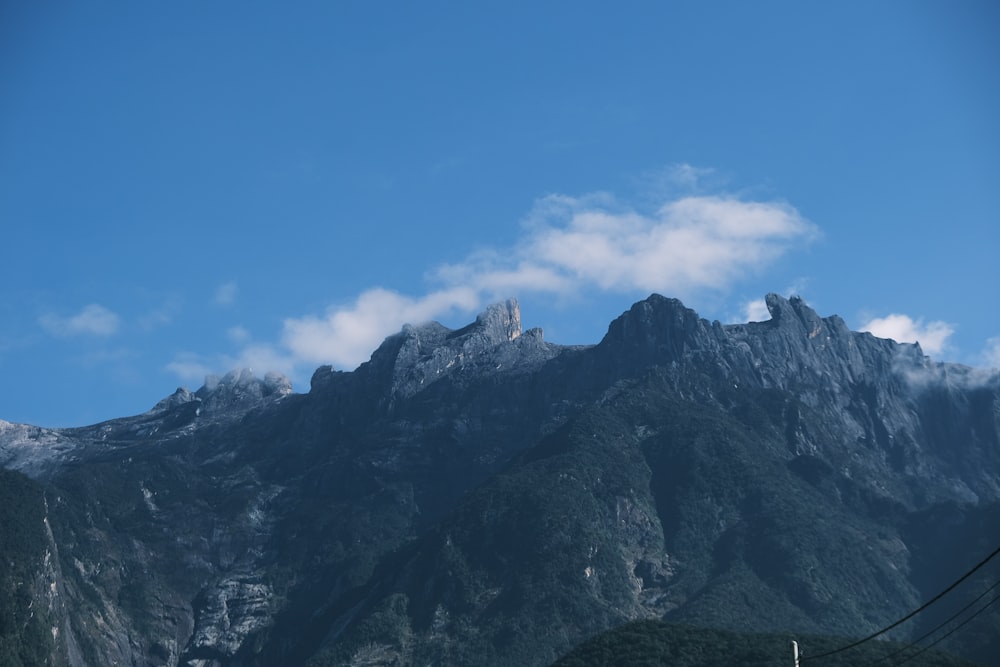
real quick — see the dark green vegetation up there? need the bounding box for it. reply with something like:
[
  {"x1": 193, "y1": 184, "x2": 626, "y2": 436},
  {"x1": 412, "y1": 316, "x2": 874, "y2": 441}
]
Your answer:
[
  {"x1": 0, "y1": 469, "x2": 55, "y2": 666},
  {"x1": 305, "y1": 366, "x2": 1000, "y2": 666},
  {"x1": 2, "y1": 295, "x2": 999, "y2": 666},
  {"x1": 552, "y1": 620, "x2": 980, "y2": 667}
]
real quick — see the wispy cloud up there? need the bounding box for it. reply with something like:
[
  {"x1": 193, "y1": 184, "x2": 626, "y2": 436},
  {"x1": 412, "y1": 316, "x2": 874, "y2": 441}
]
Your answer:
[
  {"x1": 741, "y1": 298, "x2": 771, "y2": 322},
  {"x1": 166, "y1": 343, "x2": 298, "y2": 389},
  {"x1": 214, "y1": 281, "x2": 238, "y2": 306},
  {"x1": 860, "y1": 313, "x2": 954, "y2": 356},
  {"x1": 167, "y1": 166, "x2": 820, "y2": 382},
  {"x1": 736, "y1": 279, "x2": 810, "y2": 323},
  {"x1": 282, "y1": 287, "x2": 480, "y2": 367},
  {"x1": 634, "y1": 164, "x2": 720, "y2": 199},
  {"x1": 982, "y1": 337, "x2": 1000, "y2": 369},
  {"x1": 281, "y1": 189, "x2": 815, "y2": 369},
  {"x1": 435, "y1": 191, "x2": 816, "y2": 299},
  {"x1": 165, "y1": 353, "x2": 214, "y2": 383},
  {"x1": 40, "y1": 304, "x2": 121, "y2": 337},
  {"x1": 225, "y1": 344, "x2": 297, "y2": 379},
  {"x1": 139, "y1": 296, "x2": 181, "y2": 331},
  {"x1": 227, "y1": 325, "x2": 251, "y2": 344}
]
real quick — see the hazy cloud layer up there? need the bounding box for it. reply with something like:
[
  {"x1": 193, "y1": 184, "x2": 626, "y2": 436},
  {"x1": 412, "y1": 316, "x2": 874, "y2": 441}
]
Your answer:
[
  {"x1": 165, "y1": 353, "x2": 213, "y2": 382},
  {"x1": 168, "y1": 177, "x2": 820, "y2": 382},
  {"x1": 983, "y1": 337, "x2": 1000, "y2": 369},
  {"x1": 214, "y1": 281, "x2": 238, "y2": 306},
  {"x1": 139, "y1": 297, "x2": 181, "y2": 331},
  {"x1": 40, "y1": 304, "x2": 121, "y2": 337},
  {"x1": 227, "y1": 326, "x2": 251, "y2": 344},
  {"x1": 860, "y1": 313, "x2": 954, "y2": 356}
]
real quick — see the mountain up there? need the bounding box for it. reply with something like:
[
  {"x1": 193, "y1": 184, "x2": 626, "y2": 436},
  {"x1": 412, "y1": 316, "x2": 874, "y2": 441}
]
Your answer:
[{"x1": 1, "y1": 295, "x2": 998, "y2": 666}]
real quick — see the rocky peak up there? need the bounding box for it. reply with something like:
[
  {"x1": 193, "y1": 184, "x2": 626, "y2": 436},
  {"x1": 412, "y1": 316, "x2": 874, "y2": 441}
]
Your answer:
[
  {"x1": 360, "y1": 299, "x2": 553, "y2": 400},
  {"x1": 592, "y1": 293, "x2": 930, "y2": 403},
  {"x1": 735, "y1": 293, "x2": 908, "y2": 390},
  {"x1": 598, "y1": 294, "x2": 714, "y2": 367},
  {"x1": 469, "y1": 298, "x2": 522, "y2": 344},
  {"x1": 151, "y1": 387, "x2": 197, "y2": 412},
  {"x1": 197, "y1": 368, "x2": 292, "y2": 396},
  {"x1": 763, "y1": 292, "x2": 848, "y2": 337},
  {"x1": 191, "y1": 368, "x2": 292, "y2": 415}
]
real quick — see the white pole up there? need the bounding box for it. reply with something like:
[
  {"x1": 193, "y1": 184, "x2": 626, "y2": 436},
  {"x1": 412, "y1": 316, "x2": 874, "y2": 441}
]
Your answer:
[{"x1": 792, "y1": 640, "x2": 800, "y2": 667}]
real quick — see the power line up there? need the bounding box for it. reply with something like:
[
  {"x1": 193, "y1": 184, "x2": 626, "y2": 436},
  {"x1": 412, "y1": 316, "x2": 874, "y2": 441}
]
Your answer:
[
  {"x1": 799, "y1": 543, "x2": 1000, "y2": 662},
  {"x1": 875, "y1": 577, "x2": 1000, "y2": 665},
  {"x1": 890, "y1": 591, "x2": 1000, "y2": 667}
]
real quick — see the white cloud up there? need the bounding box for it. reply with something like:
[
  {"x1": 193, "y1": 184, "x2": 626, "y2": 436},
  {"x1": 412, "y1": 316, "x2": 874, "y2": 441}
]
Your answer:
[
  {"x1": 281, "y1": 286, "x2": 479, "y2": 368},
  {"x1": 227, "y1": 325, "x2": 251, "y2": 344},
  {"x1": 273, "y1": 191, "x2": 814, "y2": 370},
  {"x1": 663, "y1": 164, "x2": 715, "y2": 191},
  {"x1": 982, "y1": 337, "x2": 1000, "y2": 369},
  {"x1": 139, "y1": 296, "x2": 181, "y2": 331},
  {"x1": 860, "y1": 314, "x2": 954, "y2": 356},
  {"x1": 742, "y1": 298, "x2": 771, "y2": 322},
  {"x1": 167, "y1": 169, "x2": 820, "y2": 380},
  {"x1": 223, "y1": 344, "x2": 297, "y2": 380},
  {"x1": 521, "y1": 194, "x2": 816, "y2": 294},
  {"x1": 436, "y1": 192, "x2": 816, "y2": 300},
  {"x1": 164, "y1": 354, "x2": 214, "y2": 382},
  {"x1": 164, "y1": 288, "x2": 483, "y2": 385},
  {"x1": 40, "y1": 304, "x2": 121, "y2": 337},
  {"x1": 735, "y1": 279, "x2": 810, "y2": 323},
  {"x1": 215, "y1": 281, "x2": 238, "y2": 306}
]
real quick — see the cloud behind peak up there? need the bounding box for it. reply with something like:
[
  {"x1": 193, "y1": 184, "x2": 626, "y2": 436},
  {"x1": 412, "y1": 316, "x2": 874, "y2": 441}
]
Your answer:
[{"x1": 169, "y1": 172, "x2": 820, "y2": 377}]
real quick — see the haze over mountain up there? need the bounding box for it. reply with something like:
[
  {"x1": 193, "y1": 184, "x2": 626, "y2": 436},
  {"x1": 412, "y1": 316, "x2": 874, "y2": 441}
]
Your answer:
[{"x1": 2, "y1": 294, "x2": 998, "y2": 666}]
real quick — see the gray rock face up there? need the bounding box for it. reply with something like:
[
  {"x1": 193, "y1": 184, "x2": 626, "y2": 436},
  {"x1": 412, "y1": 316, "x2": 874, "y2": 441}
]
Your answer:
[
  {"x1": 188, "y1": 575, "x2": 274, "y2": 660},
  {"x1": 0, "y1": 420, "x2": 78, "y2": 477},
  {"x1": 153, "y1": 387, "x2": 197, "y2": 412},
  {"x1": 196, "y1": 368, "x2": 293, "y2": 415},
  {"x1": 359, "y1": 298, "x2": 557, "y2": 400},
  {"x1": 3, "y1": 294, "x2": 999, "y2": 666},
  {"x1": 0, "y1": 370, "x2": 294, "y2": 482},
  {"x1": 596, "y1": 293, "x2": 1000, "y2": 506}
]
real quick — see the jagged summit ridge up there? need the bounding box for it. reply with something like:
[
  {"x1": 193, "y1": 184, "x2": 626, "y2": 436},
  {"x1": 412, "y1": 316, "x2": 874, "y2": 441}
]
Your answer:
[
  {"x1": 153, "y1": 368, "x2": 293, "y2": 416},
  {"x1": 356, "y1": 298, "x2": 554, "y2": 399},
  {"x1": 467, "y1": 298, "x2": 522, "y2": 343},
  {"x1": 598, "y1": 292, "x2": 927, "y2": 388},
  {"x1": 308, "y1": 292, "x2": 949, "y2": 405},
  {"x1": 2, "y1": 292, "x2": 1000, "y2": 666}
]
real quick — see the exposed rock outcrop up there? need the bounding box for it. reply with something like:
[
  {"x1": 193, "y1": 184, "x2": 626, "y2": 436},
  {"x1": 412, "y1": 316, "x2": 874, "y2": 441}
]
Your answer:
[{"x1": 359, "y1": 298, "x2": 557, "y2": 400}]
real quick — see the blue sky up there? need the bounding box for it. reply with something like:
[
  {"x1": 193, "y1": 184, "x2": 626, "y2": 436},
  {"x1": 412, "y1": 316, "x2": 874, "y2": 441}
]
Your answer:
[{"x1": 2, "y1": 1, "x2": 998, "y2": 427}]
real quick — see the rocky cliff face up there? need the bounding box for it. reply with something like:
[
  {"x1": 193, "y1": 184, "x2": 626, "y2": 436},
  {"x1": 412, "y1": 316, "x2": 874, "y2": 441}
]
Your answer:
[
  {"x1": 594, "y1": 294, "x2": 1000, "y2": 506},
  {"x1": 1, "y1": 295, "x2": 998, "y2": 666}
]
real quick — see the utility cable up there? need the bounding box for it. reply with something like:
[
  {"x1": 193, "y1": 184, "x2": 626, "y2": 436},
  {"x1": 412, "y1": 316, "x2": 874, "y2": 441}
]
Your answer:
[
  {"x1": 800, "y1": 543, "x2": 1000, "y2": 662},
  {"x1": 890, "y1": 591, "x2": 1000, "y2": 667},
  {"x1": 875, "y1": 577, "x2": 1000, "y2": 664}
]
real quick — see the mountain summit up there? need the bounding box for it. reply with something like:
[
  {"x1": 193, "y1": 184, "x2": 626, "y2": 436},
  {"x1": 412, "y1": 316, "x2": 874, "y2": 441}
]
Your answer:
[{"x1": 1, "y1": 295, "x2": 998, "y2": 666}]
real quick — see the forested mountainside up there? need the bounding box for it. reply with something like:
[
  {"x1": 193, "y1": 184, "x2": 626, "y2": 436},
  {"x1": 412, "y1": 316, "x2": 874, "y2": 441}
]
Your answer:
[{"x1": 2, "y1": 295, "x2": 998, "y2": 666}]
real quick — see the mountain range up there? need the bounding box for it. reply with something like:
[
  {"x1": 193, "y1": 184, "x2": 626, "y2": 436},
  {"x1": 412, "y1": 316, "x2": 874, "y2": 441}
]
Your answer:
[{"x1": 1, "y1": 294, "x2": 999, "y2": 666}]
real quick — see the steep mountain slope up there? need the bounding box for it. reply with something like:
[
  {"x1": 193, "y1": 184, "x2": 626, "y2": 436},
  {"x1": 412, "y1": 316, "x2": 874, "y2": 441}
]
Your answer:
[
  {"x1": 1, "y1": 295, "x2": 998, "y2": 666},
  {"x1": 0, "y1": 469, "x2": 59, "y2": 666}
]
